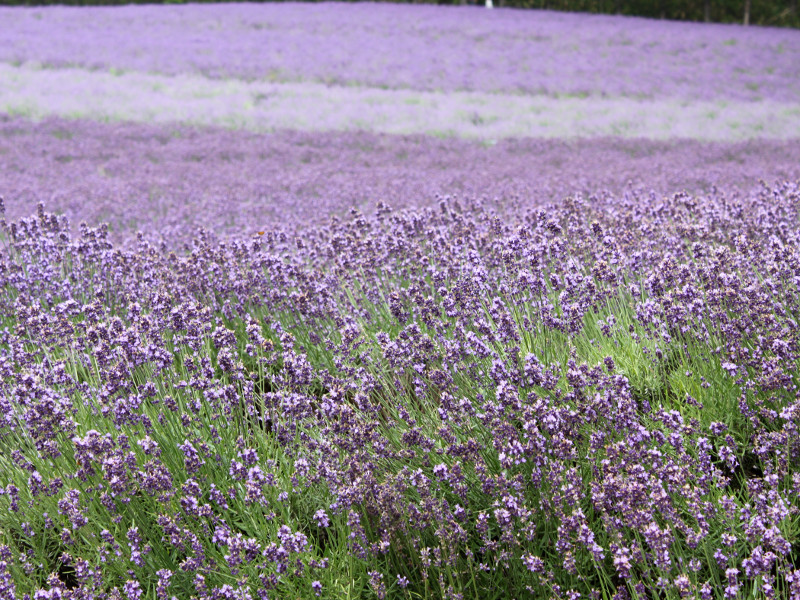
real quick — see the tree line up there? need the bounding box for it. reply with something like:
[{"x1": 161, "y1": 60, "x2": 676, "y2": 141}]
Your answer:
[
  {"x1": 481, "y1": 0, "x2": 798, "y2": 26},
  {"x1": 6, "y1": 0, "x2": 799, "y2": 28}
]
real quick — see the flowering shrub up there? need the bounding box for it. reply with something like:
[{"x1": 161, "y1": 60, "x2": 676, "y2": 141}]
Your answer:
[{"x1": 0, "y1": 184, "x2": 798, "y2": 598}]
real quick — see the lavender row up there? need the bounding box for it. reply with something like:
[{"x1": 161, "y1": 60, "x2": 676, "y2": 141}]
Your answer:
[
  {"x1": 3, "y1": 116, "x2": 800, "y2": 248},
  {"x1": 0, "y1": 175, "x2": 799, "y2": 598},
  {"x1": 2, "y1": 3, "x2": 798, "y2": 102},
  {"x1": 5, "y1": 64, "x2": 798, "y2": 142}
]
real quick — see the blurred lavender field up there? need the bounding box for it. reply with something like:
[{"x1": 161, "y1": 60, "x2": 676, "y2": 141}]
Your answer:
[
  {"x1": 2, "y1": 3, "x2": 800, "y2": 148},
  {"x1": 3, "y1": 117, "x2": 800, "y2": 245},
  {"x1": 2, "y1": 3, "x2": 799, "y2": 101},
  {"x1": 4, "y1": 63, "x2": 800, "y2": 140},
  {"x1": 0, "y1": 2, "x2": 798, "y2": 244}
]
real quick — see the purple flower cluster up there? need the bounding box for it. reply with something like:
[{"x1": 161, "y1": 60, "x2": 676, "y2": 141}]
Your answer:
[
  {"x1": 0, "y1": 181, "x2": 798, "y2": 597},
  {"x1": 1, "y1": 3, "x2": 798, "y2": 101}
]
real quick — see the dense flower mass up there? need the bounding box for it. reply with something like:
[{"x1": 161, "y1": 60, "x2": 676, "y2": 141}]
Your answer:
[
  {"x1": 3, "y1": 116, "x2": 800, "y2": 248},
  {"x1": 0, "y1": 183, "x2": 799, "y2": 598},
  {"x1": 2, "y1": 3, "x2": 800, "y2": 598},
  {"x1": 2, "y1": 4, "x2": 799, "y2": 143},
  {"x1": 1, "y1": 3, "x2": 798, "y2": 102}
]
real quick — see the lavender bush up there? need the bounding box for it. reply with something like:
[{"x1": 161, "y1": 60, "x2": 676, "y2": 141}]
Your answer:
[{"x1": 0, "y1": 181, "x2": 799, "y2": 598}]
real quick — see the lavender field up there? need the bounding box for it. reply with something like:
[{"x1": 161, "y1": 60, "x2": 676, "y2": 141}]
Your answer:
[
  {"x1": 3, "y1": 3, "x2": 800, "y2": 100},
  {"x1": 1, "y1": 3, "x2": 800, "y2": 600}
]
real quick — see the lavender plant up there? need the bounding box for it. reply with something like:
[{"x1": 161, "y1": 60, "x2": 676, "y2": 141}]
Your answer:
[{"x1": 0, "y1": 184, "x2": 798, "y2": 599}]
